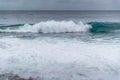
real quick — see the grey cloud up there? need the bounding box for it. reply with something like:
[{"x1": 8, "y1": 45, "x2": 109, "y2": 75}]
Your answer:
[{"x1": 0, "y1": 0, "x2": 119, "y2": 10}]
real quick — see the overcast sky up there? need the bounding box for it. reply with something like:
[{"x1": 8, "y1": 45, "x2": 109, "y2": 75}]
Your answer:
[{"x1": 0, "y1": 0, "x2": 119, "y2": 10}]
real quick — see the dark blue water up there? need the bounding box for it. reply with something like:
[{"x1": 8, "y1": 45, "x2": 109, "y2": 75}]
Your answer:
[{"x1": 0, "y1": 11, "x2": 120, "y2": 24}]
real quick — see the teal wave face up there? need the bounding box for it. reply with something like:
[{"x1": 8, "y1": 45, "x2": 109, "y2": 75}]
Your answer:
[
  {"x1": 0, "y1": 24, "x2": 24, "y2": 30},
  {"x1": 88, "y1": 22, "x2": 120, "y2": 33}
]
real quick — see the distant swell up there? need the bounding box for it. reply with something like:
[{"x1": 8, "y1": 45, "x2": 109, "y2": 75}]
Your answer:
[{"x1": 0, "y1": 21, "x2": 120, "y2": 33}]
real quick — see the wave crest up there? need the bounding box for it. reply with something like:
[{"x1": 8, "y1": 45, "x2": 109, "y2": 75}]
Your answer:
[{"x1": 32, "y1": 20, "x2": 91, "y2": 33}]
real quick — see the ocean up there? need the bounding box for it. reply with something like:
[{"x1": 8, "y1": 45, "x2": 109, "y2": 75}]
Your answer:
[{"x1": 0, "y1": 11, "x2": 120, "y2": 80}]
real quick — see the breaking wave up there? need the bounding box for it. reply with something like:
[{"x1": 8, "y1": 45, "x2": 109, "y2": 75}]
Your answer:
[
  {"x1": 0, "y1": 20, "x2": 91, "y2": 33},
  {"x1": 0, "y1": 21, "x2": 120, "y2": 33}
]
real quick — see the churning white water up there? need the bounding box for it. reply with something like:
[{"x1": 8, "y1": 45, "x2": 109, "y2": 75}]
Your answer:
[{"x1": 0, "y1": 37, "x2": 120, "y2": 80}]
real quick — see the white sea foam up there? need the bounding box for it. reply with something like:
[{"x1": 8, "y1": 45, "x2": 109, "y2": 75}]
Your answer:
[
  {"x1": 0, "y1": 20, "x2": 91, "y2": 33},
  {"x1": 0, "y1": 37, "x2": 120, "y2": 80}
]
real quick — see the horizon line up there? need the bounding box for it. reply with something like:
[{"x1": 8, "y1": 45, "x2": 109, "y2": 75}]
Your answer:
[{"x1": 0, "y1": 10, "x2": 120, "y2": 11}]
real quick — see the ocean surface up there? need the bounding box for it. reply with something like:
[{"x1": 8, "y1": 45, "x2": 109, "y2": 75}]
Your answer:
[{"x1": 0, "y1": 11, "x2": 120, "y2": 80}]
